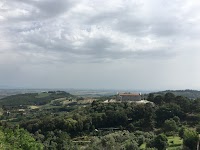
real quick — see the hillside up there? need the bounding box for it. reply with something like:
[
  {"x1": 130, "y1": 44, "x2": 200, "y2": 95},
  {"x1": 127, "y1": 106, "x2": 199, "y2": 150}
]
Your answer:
[
  {"x1": 153, "y1": 89, "x2": 200, "y2": 99},
  {"x1": 1, "y1": 90, "x2": 200, "y2": 149},
  {"x1": 0, "y1": 91, "x2": 74, "y2": 106}
]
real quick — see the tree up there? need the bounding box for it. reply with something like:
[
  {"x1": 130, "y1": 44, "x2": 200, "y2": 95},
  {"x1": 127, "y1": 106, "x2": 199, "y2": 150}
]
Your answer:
[
  {"x1": 179, "y1": 126, "x2": 185, "y2": 138},
  {"x1": 143, "y1": 103, "x2": 155, "y2": 130},
  {"x1": 172, "y1": 116, "x2": 180, "y2": 126},
  {"x1": 155, "y1": 103, "x2": 184, "y2": 126},
  {"x1": 164, "y1": 92, "x2": 175, "y2": 103},
  {"x1": 101, "y1": 135, "x2": 116, "y2": 150},
  {"x1": 147, "y1": 134, "x2": 168, "y2": 150},
  {"x1": 163, "y1": 119, "x2": 178, "y2": 134},
  {"x1": 1, "y1": 126, "x2": 44, "y2": 150},
  {"x1": 196, "y1": 124, "x2": 200, "y2": 134},
  {"x1": 147, "y1": 93, "x2": 154, "y2": 102},
  {"x1": 127, "y1": 123, "x2": 135, "y2": 132},
  {"x1": 153, "y1": 95, "x2": 164, "y2": 105},
  {"x1": 125, "y1": 141, "x2": 139, "y2": 150},
  {"x1": 174, "y1": 96, "x2": 190, "y2": 112},
  {"x1": 191, "y1": 99, "x2": 200, "y2": 113},
  {"x1": 183, "y1": 128, "x2": 199, "y2": 150}
]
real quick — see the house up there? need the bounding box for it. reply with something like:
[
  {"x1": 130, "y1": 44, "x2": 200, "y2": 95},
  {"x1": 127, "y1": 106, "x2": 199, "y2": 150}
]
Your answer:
[{"x1": 116, "y1": 92, "x2": 141, "y2": 101}]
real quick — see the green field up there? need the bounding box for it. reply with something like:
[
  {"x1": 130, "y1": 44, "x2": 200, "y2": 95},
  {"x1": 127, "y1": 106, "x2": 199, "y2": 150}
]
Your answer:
[
  {"x1": 140, "y1": 143, "x2": 146, "y2": 149},
  {"x1": 167, "y1": 136, "x2": 183, "y2": 149}
]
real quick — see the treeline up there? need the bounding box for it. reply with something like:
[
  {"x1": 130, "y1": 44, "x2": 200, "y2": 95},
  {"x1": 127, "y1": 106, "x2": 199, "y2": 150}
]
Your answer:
[
  {"x1": 153, "y1": 89, "x2": 200, "y2": 99},
  {"x1": 148, "y1": 92, "x2": 200, "y2": 114}
]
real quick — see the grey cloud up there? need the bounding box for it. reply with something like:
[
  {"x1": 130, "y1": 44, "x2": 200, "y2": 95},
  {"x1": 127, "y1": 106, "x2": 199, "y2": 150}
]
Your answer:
[
  {"x1": 1, "y1": 0, "x2": 200, "y2": 89},
  {"x1": 16, "y1": 25, "x2": 177, "y2": 64},
  {"x1": 0, "y1": 0, "x2": 199, "y2": 63},
  {"x1": 35, "y1": 0, "x2": 73, "y2": 16},
  {"x1": 84, "y1": 0, "x2": 184, "y2": 38},
  {"x1": 5, "y1": 0, "x2": 77, "y2": 21}
]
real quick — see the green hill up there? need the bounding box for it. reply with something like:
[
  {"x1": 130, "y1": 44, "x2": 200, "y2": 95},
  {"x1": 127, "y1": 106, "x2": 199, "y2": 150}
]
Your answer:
[
  {"x1": 153, "y1": 89, "x2": 200, "y2": 99},
  {"x1": 0, "y1": 91, "x2": 74, "y2": 106}
]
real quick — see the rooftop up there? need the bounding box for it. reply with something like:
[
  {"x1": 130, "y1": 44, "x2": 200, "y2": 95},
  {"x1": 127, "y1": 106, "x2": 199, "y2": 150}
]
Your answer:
[{"x1": 118, "y1": 93, "x2": 140, "y2": 96}]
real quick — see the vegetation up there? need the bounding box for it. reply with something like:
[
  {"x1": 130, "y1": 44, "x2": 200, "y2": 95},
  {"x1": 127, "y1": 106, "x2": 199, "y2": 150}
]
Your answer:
[
  {"x1": 153, "y1": 89, "x2": 200, "y2": 99},
  {"x1": 0, "y1": 90, "x2": 200, "y2": 149},
  {"x1": 183, "y1": 128, "x2": 199, "y2": 150},
  {"x1": 147, "y1": 134, "x2": 168, "y2": 150},
  {"x1": 0, "y1": 126, "x2": 43, "y2": 149},
  {"x1": 167, "y1": 136, "x2": 182, "y2": 149},
  {"x1": 0, "y1": 91, "x2": 73, "y2": 106}
]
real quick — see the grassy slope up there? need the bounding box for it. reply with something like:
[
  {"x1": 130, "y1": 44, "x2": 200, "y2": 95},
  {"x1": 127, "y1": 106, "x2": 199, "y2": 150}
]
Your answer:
[{"x1": 167, "y1": 136, "x2": 183, "y2": 149}]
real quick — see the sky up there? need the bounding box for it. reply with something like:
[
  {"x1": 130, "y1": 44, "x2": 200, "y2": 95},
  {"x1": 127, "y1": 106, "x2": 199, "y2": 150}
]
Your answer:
[{"x1": 0, "y1": 0, "x2": 200, "y2": 90}]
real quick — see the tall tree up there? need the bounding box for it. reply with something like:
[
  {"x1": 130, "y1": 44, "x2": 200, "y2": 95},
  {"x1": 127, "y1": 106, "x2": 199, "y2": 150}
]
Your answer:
[
  {"x1": 164, "y1": 92, "x2": 175, "y2": 103},
  {"x1": 183, "y1": 128, "x2": 199, "y2": 150},
  {"x1": 147, "y1": 93, "x2": 154, "y2": 102},
  {"x1": 153, "y1": 95, "x2": 164, "y2": 105},
  {"x1": 163, "y1": 119, "x2": 178, "y2": 133},
  {"x1": 147, "y1": 134, "x2": 168, "y2": 150}
]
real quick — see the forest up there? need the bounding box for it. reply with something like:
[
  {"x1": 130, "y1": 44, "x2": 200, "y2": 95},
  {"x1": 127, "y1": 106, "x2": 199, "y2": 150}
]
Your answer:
[{"x1": 0, "y1": 90, "x2": 200, "y2": 150}]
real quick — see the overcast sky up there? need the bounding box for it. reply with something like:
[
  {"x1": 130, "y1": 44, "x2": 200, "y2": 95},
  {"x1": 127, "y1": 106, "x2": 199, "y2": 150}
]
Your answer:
[{"x1": 0, "y1": 0, "x2": 200, "y2": 90}]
